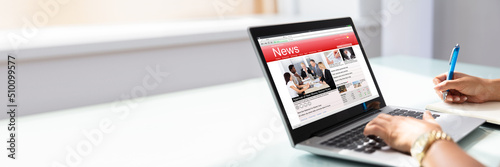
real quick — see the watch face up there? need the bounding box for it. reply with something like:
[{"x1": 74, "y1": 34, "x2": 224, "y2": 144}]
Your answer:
[{"x1": 411, "y1": 132, "x2": 430, "y2": 157}]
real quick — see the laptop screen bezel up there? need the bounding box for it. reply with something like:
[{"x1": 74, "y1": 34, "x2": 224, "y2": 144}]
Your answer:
[{"x1": 248, "y1": 17, "x2": 386, "y2": 145}]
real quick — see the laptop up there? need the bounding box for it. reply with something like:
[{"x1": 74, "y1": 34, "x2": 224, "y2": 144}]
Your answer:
[{"x1": 247, "y1": 17, "x2": 485, "y2": 166}]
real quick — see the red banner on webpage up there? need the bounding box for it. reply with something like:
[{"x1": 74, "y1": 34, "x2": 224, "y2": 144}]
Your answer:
[{"x1": 261, "y1": 32, "x2": 358, "y2": 62}]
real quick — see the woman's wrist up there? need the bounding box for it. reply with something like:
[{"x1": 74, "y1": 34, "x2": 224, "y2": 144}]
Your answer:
[
  {"x1": 485, "y1": 79, "x2": 500, "y2": 101},
  {"x1": 422, "y1": 139, "x2": 484, "y2": 167},
  {"x1": 421, "y1": 139, "x2": 455, "y2": 166}
]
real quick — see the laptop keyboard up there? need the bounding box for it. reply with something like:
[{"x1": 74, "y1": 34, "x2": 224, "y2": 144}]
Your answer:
[
  {"x1": 320, "y1": 108, "x2": 440, "y2": 153},
  {"x1": 388, "y1": 108, "x2": 440, "y2": 119}
]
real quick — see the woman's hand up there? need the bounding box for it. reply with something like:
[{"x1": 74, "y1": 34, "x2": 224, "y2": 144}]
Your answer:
[
  {"x1": 363, "y1": 111, "x2": 442, "y2": 152},
  {"x1": 433, "y1": 72, "x2": 495, "y2": 103}
]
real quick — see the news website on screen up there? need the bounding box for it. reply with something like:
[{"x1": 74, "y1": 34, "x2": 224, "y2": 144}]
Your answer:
[{"x1": 258, "y1": 26, "x2": 379, "y2": 129}]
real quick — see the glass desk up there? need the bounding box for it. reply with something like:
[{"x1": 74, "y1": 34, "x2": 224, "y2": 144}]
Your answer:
[{"x1": 0, "y1": 56, "x2": 499, "y2": 167}]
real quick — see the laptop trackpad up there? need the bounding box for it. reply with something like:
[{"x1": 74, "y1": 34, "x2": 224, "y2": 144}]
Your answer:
[{"x1": 436, "y1": 113, "x2": 485, "y2": 141}]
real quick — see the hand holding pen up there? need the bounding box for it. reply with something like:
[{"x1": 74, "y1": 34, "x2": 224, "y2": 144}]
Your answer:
[
  {"x1": 432, "y1": 72, "x2": 496, "y2": 103},
  {"x1": 431, "y1": 44, "x2": 500, "y2": 104}
]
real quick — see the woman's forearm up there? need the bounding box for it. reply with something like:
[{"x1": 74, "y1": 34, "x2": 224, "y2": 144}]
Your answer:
[{"x1": 422, "y1": 140, "x2": 483, "y2": 167}]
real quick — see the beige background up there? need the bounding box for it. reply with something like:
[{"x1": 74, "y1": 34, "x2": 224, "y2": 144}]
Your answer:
[{"x1": 1, "y1": 0, "x2": 276, "y2": 29}]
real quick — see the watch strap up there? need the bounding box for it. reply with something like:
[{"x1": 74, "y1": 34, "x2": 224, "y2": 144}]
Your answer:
[{"x1": 415, "y1": 130, "x2": 453, "y2": 165}]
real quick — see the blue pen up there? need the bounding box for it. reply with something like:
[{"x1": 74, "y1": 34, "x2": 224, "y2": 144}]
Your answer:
[{"x1": 443, "y1": 44, "x2": 460, "y2": 101}]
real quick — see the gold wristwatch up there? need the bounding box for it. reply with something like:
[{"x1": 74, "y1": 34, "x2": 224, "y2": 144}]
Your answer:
[{"x1": 410, "y1": 130, "x2": 453, "y2": 165}]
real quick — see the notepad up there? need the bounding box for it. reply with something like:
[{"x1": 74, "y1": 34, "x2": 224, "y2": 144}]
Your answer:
[{"x1": 426, "y1": 102, "x2": 500, "y2": 125}]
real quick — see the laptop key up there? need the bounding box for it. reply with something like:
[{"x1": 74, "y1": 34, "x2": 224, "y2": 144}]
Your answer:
[
  {"x1": 356, "y1": 134, "x2": 365, "y2": 140},
  {"x1": 374, "y1": 136, "x2": 384, "y2": 143},
  {"x1": 354, "y1": 140, "x2": 364, "y2": 145},
  {"x1": 347, "y1": 144, "x2": 357, "y2": 150},
  {"x1": 354, "y1": 145, "x2": 365, "y2": 152},
  {"x1": 367, "y1": 135, "x2": 377, "y2": 139},
  {"x1": 364, "y1": 147, "x2": 376, "y2": 153}
]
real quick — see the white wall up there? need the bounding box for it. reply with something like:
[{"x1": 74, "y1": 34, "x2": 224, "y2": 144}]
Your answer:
[
  {"x1": 433, "y1": 0, "x2": 500, "y2": 67},
  {"x1": 295, "y1": 0, "x2": 382, "y2": 58},
  {"x1": 380, "y1": 0, "x2": 500, "y2": 67},
  {"x1": 381, "y1": 0, "x2": 434, "y2": 58},
  {"x1": 0, "y1": 37, "x2": 263, "y2": 119},
  {"x1": 296, "y1": 0, "x2": 360, "y2": 19}
]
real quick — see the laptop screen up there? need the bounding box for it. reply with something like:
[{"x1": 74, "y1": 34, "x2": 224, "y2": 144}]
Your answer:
[{"x1": 257, "y1": 25, "x2": 379, "y2": 129}]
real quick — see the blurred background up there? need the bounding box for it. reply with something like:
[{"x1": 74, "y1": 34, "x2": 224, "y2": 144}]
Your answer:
[{"x1": 0, "y1": 0, "x2": 499, "y2": 118}]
